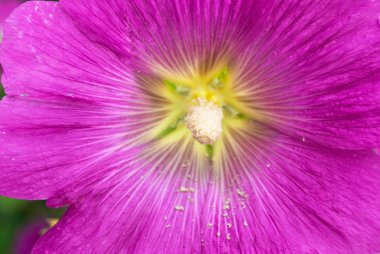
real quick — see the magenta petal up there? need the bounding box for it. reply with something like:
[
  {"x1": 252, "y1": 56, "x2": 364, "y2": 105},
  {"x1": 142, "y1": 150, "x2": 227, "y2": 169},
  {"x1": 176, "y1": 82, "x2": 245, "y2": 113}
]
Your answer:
[
  {"x1": 0, "y1": 0, "x2": 379, "y2": 253},
  {"x1": 31, "y1": 147, "x2": 380, "y2": 253},
  {"x1": 0, "y1": 96, "x2": 99, "y2": 199},
  {"x1": 34, "y1": 171, "x2": 205, "y2": 253},
  {"x1": 0, "y1": 1, "x2": 140, "y2": 199},
  {"x1": 230, "y1": 0, "x2": 380, "y2": 150},
  {"x1": 1, "y1": 1, "x2": 134, "y2": 99},
  {"x1": 0, "y1": 91, "x2": 146, "y2": 200},
  {"x1": 226, "y1": 130, "x2": 380, "y2": 253},
  {"x1": 0, "y1": 0, "x2": 20, "y2": 37}
]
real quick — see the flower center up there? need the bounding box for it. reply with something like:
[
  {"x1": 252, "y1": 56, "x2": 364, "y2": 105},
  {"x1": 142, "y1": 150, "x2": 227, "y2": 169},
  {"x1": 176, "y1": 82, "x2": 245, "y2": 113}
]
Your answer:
[
  {"x1": 185, "y1": 98, "x2": 223, "y2": 145},
  {"x1": 146, "y1": 65, "x2": 254, "y2": 160}
]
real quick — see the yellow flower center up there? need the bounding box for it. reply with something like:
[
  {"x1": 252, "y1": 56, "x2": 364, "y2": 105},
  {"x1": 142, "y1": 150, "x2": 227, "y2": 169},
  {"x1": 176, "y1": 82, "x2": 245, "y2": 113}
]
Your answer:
[{"x1": 146, "y1": 65, "x2": 254, "y2": 161}]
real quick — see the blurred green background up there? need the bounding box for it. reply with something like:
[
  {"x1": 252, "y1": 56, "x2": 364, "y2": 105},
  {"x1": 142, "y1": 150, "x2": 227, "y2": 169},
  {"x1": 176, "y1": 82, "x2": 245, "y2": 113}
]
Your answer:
[
  {"x1": 0, "y1": 197, "x2": 65, "y2": 254},
  {"x1": 0, "y1": 84, "x2": 65, "y2": 254}
]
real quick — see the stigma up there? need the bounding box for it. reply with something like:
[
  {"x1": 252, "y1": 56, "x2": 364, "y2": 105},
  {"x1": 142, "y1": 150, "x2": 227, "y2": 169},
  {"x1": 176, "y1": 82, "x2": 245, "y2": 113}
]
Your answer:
[{"x1": 185, "y1": 98, "x2": 223, "y2": 145}]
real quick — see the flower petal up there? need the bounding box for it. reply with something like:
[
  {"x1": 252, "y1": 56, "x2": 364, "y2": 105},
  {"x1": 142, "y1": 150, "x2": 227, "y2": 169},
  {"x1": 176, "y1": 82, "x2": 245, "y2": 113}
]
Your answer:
[
  {"x1": 220, "y1": 125, "x2": 380, "y2": 253},
  {"x1": 31, "y1": 136, "x2": 380, "y2": 253},
  {"x1": 0, "y1": 0, "x2": 20, "y2": 37},
  {"x1": 1, "y1": 1, "x2": 134, "y2": 99},
  {"x1": 0, "y1": 1, "x2": 147, "y2": 199},
  {"x1": 34, "y1": 142, "x2": 207, "y2": 253},
  {"x1": 1, "y1": 1, "x2": 379, "y2": 253},
  {"x1": 231, "y1": 0, "x2": 380, "y2": 149},
  {"x1": 0, "y1": 95, "x2": 122, "y2": 199}
]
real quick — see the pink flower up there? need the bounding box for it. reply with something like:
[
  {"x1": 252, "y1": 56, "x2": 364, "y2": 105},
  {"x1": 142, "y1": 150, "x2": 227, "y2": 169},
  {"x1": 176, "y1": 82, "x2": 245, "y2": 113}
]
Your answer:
[{"x1": 0, "y1": 1, "x2": 380, "y2": 253}]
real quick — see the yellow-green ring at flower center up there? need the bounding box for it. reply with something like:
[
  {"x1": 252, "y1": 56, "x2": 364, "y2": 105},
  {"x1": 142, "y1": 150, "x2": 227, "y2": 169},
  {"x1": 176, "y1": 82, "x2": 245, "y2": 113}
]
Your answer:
[{"x1": 148, "y1": 66, "x2": 252, "y2": 161}]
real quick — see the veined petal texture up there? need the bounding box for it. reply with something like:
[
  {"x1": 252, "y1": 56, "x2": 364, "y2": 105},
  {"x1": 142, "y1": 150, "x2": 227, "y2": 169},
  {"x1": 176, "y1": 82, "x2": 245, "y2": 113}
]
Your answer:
[{"x1": 0, "y1": 0, "x2": 379, "y2": 253}]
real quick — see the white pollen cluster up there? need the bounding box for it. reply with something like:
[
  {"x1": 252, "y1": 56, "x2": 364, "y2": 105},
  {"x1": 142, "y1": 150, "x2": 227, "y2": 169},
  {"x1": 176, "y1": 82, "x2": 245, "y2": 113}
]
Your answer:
[{"x1": 185, "y1": 98, "x2": 223, "y2": 145}]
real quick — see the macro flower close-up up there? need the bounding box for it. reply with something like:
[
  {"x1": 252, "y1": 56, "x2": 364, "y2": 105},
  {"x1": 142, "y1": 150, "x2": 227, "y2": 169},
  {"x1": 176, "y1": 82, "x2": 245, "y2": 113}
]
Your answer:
[{"x1": 0, "y1": 0, "x2": 380, "y2": 253}]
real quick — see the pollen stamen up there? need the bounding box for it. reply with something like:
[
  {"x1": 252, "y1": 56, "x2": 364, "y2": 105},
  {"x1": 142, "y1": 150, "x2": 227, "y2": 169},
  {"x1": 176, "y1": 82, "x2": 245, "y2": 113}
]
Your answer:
[{"x1": 185, "y1": 98, "x2": 223, "y2": 145}]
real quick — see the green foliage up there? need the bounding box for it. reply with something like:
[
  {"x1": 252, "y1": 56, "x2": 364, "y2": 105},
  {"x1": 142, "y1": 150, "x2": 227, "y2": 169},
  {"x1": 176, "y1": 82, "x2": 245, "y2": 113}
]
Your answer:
[
  {"x1": 0, "y1": 197, "x2": 65, "y2": 254},
  {"x1": 0, "y1": 82, "x2": 4, "y2": 99}
]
